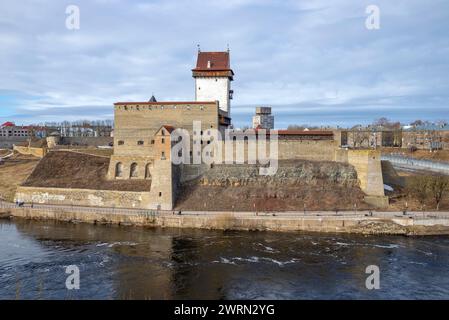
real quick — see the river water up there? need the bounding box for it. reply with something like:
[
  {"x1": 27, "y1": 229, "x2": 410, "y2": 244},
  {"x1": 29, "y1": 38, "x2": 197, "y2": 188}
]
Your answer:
[{"x1": 1, "y1": 219, "x2": 449, "y2": 300}]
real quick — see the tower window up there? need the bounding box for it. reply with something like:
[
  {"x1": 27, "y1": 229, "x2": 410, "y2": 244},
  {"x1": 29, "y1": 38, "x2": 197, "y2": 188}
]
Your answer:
[
  {"x1": 137, "y1": 140, "x2": 144, "y2": 145},
  {"x1": 118, "y1": 140, "x2": 124, "y2": 145},
  {"x1": 161, "y1": 138, "x2": 165, "y2": 144}
]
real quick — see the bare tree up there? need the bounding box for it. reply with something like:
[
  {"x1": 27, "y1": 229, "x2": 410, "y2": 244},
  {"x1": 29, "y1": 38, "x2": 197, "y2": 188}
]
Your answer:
[
  {"x1": 406, "y1": 176, "x2": 430, "y2": 210},
  {"x1": 427, "y1": 175, "x2": 449, "y2": 210}
]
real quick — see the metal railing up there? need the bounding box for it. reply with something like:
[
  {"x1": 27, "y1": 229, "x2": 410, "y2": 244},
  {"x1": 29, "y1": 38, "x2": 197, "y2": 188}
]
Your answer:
[{"x1": 382, "y1": 154, "x2": 449, "y2": 174}]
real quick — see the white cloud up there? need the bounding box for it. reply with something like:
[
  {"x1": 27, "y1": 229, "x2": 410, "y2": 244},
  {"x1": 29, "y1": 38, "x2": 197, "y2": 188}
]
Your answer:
[{"x1": 0, "y1": 0, "x2": 448, "y2": 126}]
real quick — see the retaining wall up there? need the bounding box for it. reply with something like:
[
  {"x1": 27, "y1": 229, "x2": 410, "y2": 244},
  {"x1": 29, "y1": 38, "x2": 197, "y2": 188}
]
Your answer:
[{"x1": 5, "y1": 207, "x2": 449, "y2": 235}]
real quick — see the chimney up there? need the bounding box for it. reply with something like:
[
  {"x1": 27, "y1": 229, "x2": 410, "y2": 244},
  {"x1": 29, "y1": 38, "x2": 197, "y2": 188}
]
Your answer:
[{"x1": 207, "y1": 60, "x2": 211, "y2": 69}]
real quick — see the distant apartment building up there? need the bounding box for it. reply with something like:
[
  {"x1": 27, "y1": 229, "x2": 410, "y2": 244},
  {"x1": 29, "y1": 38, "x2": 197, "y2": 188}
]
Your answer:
[
  {"x1": 59, "y1": 124, "x2": 113, "y2": 137},
  {"x1": 340, "y1": 127, "x2": 402, "y2": 149},
  {"x1": 0, "y1": 122, "x2": 31, "y2": 137},
  {"x1": 0, "y1": 122, "x2": 54, "y2": 138},
  {"x1": 252, "y1": 107, "x2": 274, "y2": 129},
  {"x1": 402, "y1": 124, "x2": 449, "y2": 150}
]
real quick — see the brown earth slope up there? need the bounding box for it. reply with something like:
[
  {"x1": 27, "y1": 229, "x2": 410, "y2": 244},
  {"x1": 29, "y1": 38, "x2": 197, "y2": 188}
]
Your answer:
[{"x1": 23, "y1": 151, "x2": 151, "y2": 192}]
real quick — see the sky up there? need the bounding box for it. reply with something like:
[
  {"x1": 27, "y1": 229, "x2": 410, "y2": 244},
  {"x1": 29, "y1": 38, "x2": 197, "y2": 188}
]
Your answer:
[{"x1": 0, "y1": 0, "x2": 448, "y2": 129}]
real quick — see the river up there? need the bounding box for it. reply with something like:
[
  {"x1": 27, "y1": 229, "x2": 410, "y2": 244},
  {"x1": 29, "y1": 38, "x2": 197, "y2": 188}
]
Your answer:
[{"x1": 1, "y1": 219, "x2": 449, "y2": 299}]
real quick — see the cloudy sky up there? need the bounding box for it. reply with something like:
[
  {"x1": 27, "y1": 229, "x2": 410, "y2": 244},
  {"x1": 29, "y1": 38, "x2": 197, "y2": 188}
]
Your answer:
[{"x1": 0, "y1": 0, "x2": 448, "y2": 128}]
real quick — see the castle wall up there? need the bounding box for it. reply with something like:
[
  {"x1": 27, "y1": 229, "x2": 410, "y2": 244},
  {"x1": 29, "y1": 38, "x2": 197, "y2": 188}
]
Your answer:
[
  {"x1": 344, "y1": 150, "x2": 385, "y2": 197},
  {"x1": 209, "y1": 138, "x2": 338, "y2": 163},
  {"x1": 113, "y1": 102, "x2": 220, "y2": 157}
]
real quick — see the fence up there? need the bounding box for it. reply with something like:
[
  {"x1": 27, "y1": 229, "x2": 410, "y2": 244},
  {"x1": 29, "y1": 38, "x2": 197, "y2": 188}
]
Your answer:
[{"x1": 381, "y1": 154, "x2": 449, "y2": 174}]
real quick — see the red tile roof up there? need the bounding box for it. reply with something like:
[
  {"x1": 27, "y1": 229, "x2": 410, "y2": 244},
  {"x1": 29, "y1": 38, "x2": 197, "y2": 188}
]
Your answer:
[
  {"x1": 1, "y1": 122, "x2": 15, "y2": 127},
  {"x1": 160, "y1": 125, "x2": 175, "y2": 133},
  {"x1": 192, "y1": 51, "x2": 232, "y2": 71}
]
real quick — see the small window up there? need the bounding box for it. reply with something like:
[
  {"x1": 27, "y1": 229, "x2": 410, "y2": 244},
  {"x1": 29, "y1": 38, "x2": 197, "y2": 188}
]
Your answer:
[
  {"x1": 137, "y1": 140, "x2": 144, "y2": 145},
  {"x1": 151, "y1": 140, "x2": 155, "y2": 144},
  {"x1": 161, "y1": 151, "x2": 165, "y2": 159},
  {"x1": 159, "y1": 192, "x2": 162, "y2": 197},
  {"x1": 118, "y1": 140, "x2": 124, "y2": 145},
  {"x1": 161, "y1": 138, "x2": 165, "y2": 144}
]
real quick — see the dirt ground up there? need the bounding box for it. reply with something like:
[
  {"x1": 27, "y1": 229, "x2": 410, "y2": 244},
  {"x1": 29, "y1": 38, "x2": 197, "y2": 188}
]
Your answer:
[
  {"x1": 0, "y1": 149, "x2": 12, "y2": 157},
  {"x1": 0, "y1": 153, "x2": 40, "y2": 202},
  {"x1": 381, "y1": 147, "x2": 449, "y2": 162}
]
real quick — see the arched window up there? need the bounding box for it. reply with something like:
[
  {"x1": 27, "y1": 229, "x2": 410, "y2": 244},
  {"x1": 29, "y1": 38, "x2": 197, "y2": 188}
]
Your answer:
[
  {"x1": 145, "y1": 163, "x2": 151, "y2": 179},
  {"x1": 130, "y1": 163, "x2": 138, "y2": 178},
  {"x1": 115, "y1": 162, "x2": 123, "y2": 178}
]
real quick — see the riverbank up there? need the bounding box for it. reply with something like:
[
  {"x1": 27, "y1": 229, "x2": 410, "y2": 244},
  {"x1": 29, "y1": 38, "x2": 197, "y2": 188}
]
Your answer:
[{"x1": 2, "y1": 203, "x2": 449, "y2": 235}]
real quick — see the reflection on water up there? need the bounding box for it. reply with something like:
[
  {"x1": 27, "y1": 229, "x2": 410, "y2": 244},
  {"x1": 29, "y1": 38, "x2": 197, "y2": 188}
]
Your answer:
[{"x1": 1, "y1": 219, "x2": 449, "y2": 299}]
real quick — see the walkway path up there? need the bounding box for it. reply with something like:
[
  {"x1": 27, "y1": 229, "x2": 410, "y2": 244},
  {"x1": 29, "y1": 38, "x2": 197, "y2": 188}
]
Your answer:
[{"x1": 1, "y1": 200, "x2": 448, "y2": 221}]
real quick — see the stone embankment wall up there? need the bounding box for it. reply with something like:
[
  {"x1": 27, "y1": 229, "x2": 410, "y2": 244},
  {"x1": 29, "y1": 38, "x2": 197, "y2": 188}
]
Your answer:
[
  {"x1": 15, "y1": 186, "x2": 152, "y2": 209},
  {"x1": 4, "y1": 207, "x2": 449, "y2": 236}
]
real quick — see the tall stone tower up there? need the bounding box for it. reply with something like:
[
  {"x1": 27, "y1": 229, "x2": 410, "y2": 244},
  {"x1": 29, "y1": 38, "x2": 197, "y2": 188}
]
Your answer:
[{"x1": 192, "y1": 50, "x2": 234, "y2": 116}]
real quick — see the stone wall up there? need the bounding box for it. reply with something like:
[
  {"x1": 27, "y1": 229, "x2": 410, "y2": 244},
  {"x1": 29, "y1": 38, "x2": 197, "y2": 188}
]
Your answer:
[
  {"x1": 13, "y1": 145, "x2": 47, "y2": 158},
  {"x1": 8, "y1": 207, "x2": 449, "y2": 235},
  {"x1": 0, "y1": 137, "x2": 27, "y2": 149},
  {"x1": 60, "y1": 137, "x2": 113, "y2": 147},
  {"x1": 341, "y1": 149, "x2": 388, "y2": 207},
  {"x1": 15, "y1": 186, "x2": 152, "y2": 209},
  {"x1": 113, "y1": 102, "x2": 220, "y2": 157}
]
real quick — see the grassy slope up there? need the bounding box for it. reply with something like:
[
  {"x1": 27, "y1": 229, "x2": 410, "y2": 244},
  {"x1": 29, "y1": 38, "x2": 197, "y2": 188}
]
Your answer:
[{"x1": 0, "y1": 154, "x2": 40, "y2": 202}]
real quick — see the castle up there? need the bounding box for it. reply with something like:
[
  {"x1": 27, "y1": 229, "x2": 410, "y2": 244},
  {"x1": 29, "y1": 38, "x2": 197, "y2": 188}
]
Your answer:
[
  {"x1": 16, "y1": 49, "x2": 388, "y2": 209},
  {"x1": 105, "y1": 49, "x2": 387, "y2": 209}
]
